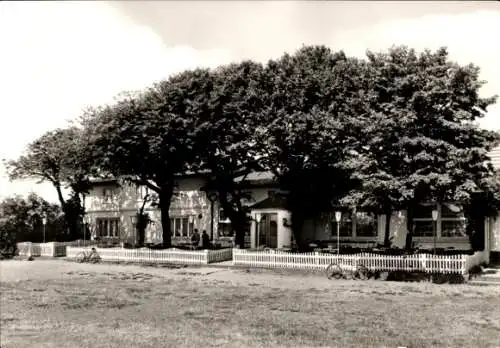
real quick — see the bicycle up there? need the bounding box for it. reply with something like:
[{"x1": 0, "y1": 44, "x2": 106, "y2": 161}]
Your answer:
[
  {"x1": 326, "y1": 257, "x2": 370, "y2": 280},
  {"x1": 76, "y1": 248, "x2": 101, "y2": 263}
]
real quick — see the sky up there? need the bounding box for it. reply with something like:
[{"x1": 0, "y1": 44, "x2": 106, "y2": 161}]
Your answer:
[{"x1": 0, "y1": 1, "x2": 499, "y2": 204}]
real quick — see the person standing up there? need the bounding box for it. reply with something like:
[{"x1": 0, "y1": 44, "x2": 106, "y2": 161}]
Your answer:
[
  {"x1": 201, "y1": 230, "x2": 210, "y2": 249},
  {"x1": 191, "y1": 229, "x2": 200, "y2": 250}
]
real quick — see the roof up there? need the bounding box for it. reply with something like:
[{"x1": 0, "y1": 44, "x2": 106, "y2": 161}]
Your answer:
[
  {"x1": 233, "y1": 171, "x2": 276, "y2": 186},
  {"x1": 250, "y1": 193, "x2": 288, "y2": 210}
]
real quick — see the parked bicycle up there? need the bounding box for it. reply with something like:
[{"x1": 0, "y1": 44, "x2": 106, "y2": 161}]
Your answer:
[
  {"x1": 326, "y1": 258, "x2": 370, "y2": 280},
  {"x1": 76, "y1": 248, "x2": 101, "y2": 263}
]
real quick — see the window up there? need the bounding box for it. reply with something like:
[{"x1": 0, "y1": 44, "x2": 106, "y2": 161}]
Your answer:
[
  {"x1": 355, "y1": 211, "x2": 378, "y2": 237},
  {"x1": 338, "y1": 211, "x2": 353, "y2": 237},
  {"x1": 170, "y1": 216, "x2": 195, "y2": 237},
  {"x1": 219, "y1": 209, "x2": 232, "y2": 237},
  {"x1": 102, "y1": 188, "x2": 115, "y2": 203},
  {"x1": 331, "y1": 210, "x2": 377, "y2": 238},
  {"x1": 219, "y1": 209, "x2": 229, "y2": 222},
  {"x1": 218, "y1": 210, "x2": 252, "y2": 238},
  {"x1": 96, "y1": 218, "x2": 120, "y2": 238},
  {"x1": 412, "y1": 203, "x2": 467, "y2": 238}
]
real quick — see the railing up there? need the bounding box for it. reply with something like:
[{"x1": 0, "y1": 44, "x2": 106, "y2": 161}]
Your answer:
[
  {"x1": 66, "y1": 247, "x2": 233, "y2": 265},
  {"x1": 232, "y1": 249, "x2": 486, "y2": 276}
]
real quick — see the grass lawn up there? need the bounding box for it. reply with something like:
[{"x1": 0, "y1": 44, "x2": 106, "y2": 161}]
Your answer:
[{"x1": 1, "y1": 260, "x2": 499, "y2": 348}]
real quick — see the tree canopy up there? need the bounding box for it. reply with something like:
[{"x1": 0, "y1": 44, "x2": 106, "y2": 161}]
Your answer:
[
  {"x1": 0, "y1": 193, "x2": 66, "y2": 255},
  {"x1": 8, "y1": 44, "x2": 498, "y2": 251},
  {"x1": 340, "y1": 46, "x2": 499, "y2": 247},
  {"x1": 5, "y1": 127, "x2": 91, "y2": 238}
]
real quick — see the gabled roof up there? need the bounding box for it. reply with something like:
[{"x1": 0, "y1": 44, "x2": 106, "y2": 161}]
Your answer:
[{"x1": 250, "y1": 193, "x2": 288, "y2": 210}]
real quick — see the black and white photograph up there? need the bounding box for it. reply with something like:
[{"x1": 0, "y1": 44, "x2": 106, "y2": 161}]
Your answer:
[{"x1": 1, "y1": 1, "x2": 499, "y2": 347}]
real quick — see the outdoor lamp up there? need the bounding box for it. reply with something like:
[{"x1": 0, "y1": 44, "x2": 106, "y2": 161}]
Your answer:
[
  {"x1": 334, "y1": 211, "x2": 342, "y2": 256},
  {"x1": 41, "y1": 214, "x2": 47, "y2": 243},
  {"x1": 432, "y1": 208, "x2": 438, "y2": 255},
  {"x1": 432, "y1": 209, "x2": 438, "y2": 221},
  {"x1": 207, "y1": 192, "x2": 218, "y2": 203},
  {"x1": 207, "y1": 191, "x2": 218, "y2": 241},
  {"x1": 254, "y1": 213, "x2": 262, "y2": 248},
  {"x1": 255, "y1": 213, "x2": 262, "y2": 223},
  {"x1": 335, "y1": 211, "x2": 342, "y2": 222},
  {"x1": 129, "y1": 215, "x2": 137, "y2": 226}
]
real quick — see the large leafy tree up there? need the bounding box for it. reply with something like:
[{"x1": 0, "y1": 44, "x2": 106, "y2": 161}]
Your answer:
[
  {"x1": 5, "y1": 127, "x2": 91, "y2": 238},
  {"x1": 260, "y1": 46, "x2": 369, "y2": 249},
  {"x1": 188, "y1": 61, "x2": 269, "y2": 248},
  {"x1": 342, "y1": 46, "x2": 499, "y2": 248},
  {"x1": 84, "y1": 72, "x2": 206, "y2": 248}
]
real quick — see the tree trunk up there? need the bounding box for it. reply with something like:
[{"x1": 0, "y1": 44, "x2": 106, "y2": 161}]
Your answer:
[
  {"x1": 291, "y1": 210, "x2": 306, "y2": 251},
  {"x1": 136, "y1": 213, "x2": 148, "y2": 247},
  {"x1": 55, "y1": 184, "x2": 66, "y2": 208},
  {"x1": 158, "y1": 185, "x2": 174, "y2": 248},
  {"x1": 232, "y1": 212, "x2": 246, "y2": 248},
  {"x1": 405, "y1": 203, "x2": 414, "y2": 251},
  {"x1": 466, "y1": 203, "x2": 485, "y2": 251},
  {"x1": 55, "y1": 184, "x2": 73, "y2": 237},
  {"x1": 136, "y1": 195, "x2": 150, "y2": 247},
  {"x1": 217, "y1": 189, "x2": 247, "y2": 248},
  {"x1": 383, "y1": 209, "x2": 391, "y2": 247}
]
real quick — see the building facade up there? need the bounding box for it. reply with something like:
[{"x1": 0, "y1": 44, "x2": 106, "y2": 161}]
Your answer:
[{"x1": 83, "y1": 147, "x2": 500, "y2": 258}]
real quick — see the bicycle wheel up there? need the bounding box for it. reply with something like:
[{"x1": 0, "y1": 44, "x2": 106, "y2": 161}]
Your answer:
[
  {"x1": 326, "y1": 263, "x2": 343, "y2": 280},
  {"x1": 76, "y1": 252, "x2": 87, "y2": 263},
  {"x1": 89, "y1": 254, "x2": 101, "y2": 263},
  {"x1": 356, "y1": 264, "x2": 370, "y2": 280}
]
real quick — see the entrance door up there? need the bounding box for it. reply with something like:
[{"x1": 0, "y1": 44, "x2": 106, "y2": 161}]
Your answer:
[{"x1": 258, "y1": 213, "x2": 278, "y2": 248}]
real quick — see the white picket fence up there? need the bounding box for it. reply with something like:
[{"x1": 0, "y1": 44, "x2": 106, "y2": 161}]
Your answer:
[
  {"x1": 232, "y1": 249, "x2": 487, "y2": 276},
  {"x1": 17, "y1": 242, "x2": 67, "y2": 257},
  {"x1": 66, "y1": 247, "x2": 233, "y2": 265},
  {"x1": 55, "y1": 240, "x2": 99, "y2": 247}
]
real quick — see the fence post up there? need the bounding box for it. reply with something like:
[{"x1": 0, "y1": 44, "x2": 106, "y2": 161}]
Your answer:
[
  {"x1": 315, "y1": 252, "x2": 320, "y2": 268},
  {"x1": 205, "y1": 249, "x2": 210, "y2": 264},
  {"x1": 461, "y1": 254, "x2": 469, "y2": 279},
  {"x1": 420, "y1": 254, "x2": 426, "y2": 273}
]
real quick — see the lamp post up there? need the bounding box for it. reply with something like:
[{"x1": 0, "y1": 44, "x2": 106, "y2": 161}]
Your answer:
[
  {"x1": 207, "y1": 192, "x2": 218, "y2": 241},
  {"x1": 432, "y1": 208, "x2": 439, "y2": 255},
  {"x1": 41, "y1": 214, "x2": 47, "y2": 243},
  {"x1": 255, "y1": 213, "x2": 262, "y2": 248},
  {"x1": 335, "y1": 211, "x2": 342, "y2": 256}
]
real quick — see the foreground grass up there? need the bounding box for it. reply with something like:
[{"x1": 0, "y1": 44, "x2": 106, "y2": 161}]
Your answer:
[{"x1": 1, "y1": 260, "x2": 499, "y2": 348}]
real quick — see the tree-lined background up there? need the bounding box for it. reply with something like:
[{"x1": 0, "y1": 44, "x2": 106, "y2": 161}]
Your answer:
[{"x1": 2, "y1": 45, "x2": 499, "y2": 252}]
